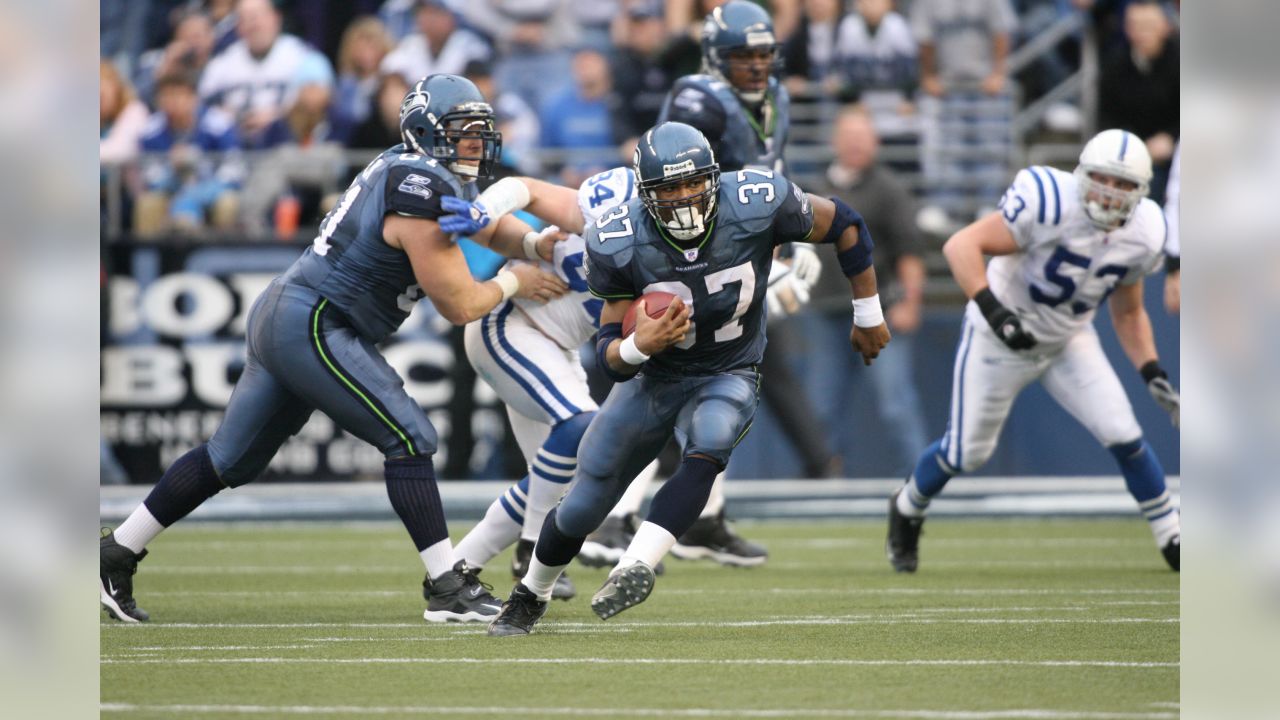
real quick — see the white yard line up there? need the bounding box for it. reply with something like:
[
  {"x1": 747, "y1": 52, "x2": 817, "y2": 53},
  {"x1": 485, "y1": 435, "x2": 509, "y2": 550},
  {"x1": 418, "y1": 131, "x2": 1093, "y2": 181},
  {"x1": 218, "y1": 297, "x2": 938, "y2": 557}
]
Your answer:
[
  {"x1": 99, "y1": 657, "x2": 1177, "y2": 669},
  {"x1": 99, "y1": 703, "x2": 1178, "y2": 719}
]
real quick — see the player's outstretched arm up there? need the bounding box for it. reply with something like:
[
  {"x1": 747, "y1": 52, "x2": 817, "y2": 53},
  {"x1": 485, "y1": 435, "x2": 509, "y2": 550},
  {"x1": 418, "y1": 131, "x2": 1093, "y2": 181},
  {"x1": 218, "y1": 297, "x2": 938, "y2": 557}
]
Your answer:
[
  {"x1": 807, "y1": 194, "x2": 891, "y2": 365},
  {"x1": 440, "y1": 176, "x2": 586, "y2": 256},
  {"x1": 1110, "y1": 280, "x2": 1180, "y2": 426},
  {"x1": 384, "y1": 214, "x2": 567, "y2": 324}
]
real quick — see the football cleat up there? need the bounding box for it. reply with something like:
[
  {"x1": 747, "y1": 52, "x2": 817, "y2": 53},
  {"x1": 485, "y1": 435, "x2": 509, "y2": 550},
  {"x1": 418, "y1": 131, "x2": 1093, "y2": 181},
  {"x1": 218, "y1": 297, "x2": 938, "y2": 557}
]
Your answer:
[
  {"x1": 886, "y1": 488, "x2": 925, "y2": 573},
  {"x1": 487, "y1": 583, "x2": 548, "y2": 636},
  {"x1": 591, "y1": 562, "x2": 656, "y2": 620},
  {"x1": 1161, "y1": 534, "x2": 1180, "y2": 572},
  {"x1": 578, "y1": 514, "x2": 632, "y2": 568},
  {"x1": 670, "y1": 510, "x2": 767, "y2": 567},
  {"x1": 100, "y1": 530, "x2": 150, "y2": 623},
  {"x1": 423, "y1": 560, "x2": 502, "y2": 623},
  {"x1": 512, "y1": 539, "x2": 576, "y2": 601}
]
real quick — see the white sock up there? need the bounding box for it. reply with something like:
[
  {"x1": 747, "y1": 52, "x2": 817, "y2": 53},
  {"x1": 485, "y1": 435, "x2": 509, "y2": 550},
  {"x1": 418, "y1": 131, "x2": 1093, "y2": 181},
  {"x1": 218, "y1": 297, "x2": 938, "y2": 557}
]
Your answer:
[
  {"x1": 522, "y1": 555, "x2": 567, "y2": 601},
  {"x1": 1142, "y1": 496, "x2": 1180, "y2": 548},
  {"x1": 897, "y1": 477, "x2": 930, "y2": 518},
  {"x1": 420, "y1": 538, "x2": 456, "y2": 580},
  {"x1": 453, "y1": 494, "x2": 522, "y2": 569},
  {"x1": 113, "y1": 505, "x2": 165, "y2": 554},
  {"x1": 616, "y1": 521, "x2": 677, "y2": 571},
  {"x1": 523, "y1": 450, "x2": 575, "y2": 542},
  {"x1": 610, "y1": 459, "x2": 659, "y2": 518},
  {"x1": 699, "y1": 472, "x2": 726, "y2": 519}
]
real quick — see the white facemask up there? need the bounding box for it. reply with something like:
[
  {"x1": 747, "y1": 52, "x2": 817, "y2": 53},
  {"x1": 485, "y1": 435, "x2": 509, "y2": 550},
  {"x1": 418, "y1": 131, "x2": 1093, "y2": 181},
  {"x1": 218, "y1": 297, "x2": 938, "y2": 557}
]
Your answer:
[{"x1": 664, "y1": 204, "x2": 708, "y2": 241}]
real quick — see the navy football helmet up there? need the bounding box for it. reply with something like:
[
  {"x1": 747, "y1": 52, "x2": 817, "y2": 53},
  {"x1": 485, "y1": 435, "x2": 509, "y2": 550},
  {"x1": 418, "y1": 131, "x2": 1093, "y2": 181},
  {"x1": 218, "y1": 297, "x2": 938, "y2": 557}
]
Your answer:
[
  {"x1": 701, "y1": 0, "x2": 780, "y2": 104},
  {"x1": 400, "y1": 74, "x2": 502, "y2": 179},
  {"x1": 634, "y1": 122, "x2": 721, "y2": 242}
]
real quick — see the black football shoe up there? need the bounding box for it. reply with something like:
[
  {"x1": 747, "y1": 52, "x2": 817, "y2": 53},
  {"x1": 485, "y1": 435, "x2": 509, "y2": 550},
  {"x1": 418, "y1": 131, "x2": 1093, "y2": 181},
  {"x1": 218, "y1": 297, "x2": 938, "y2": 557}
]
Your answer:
[
  {"x1": 100, "y1": 530, "x2": 149, "y2": 623},
  {"x1": 886, "y1": 488, "x2": 925, "y2": 573},
  {"x1": 423, "y1": 561, "x2": 502, "y2": 623},
  {"x1": 512, "y1": 539, "x2": 576, "y2": 601},
  {"x1": 487, "y1": 583, "x2": 549, "y2": 637},
  {"x1": 591, "y1": 562, "x2": 656, "y2": 620},
  {"x1": 1161, "y1": 535, "x2": 1180, "y2": 572},
  {"x1": 670, "y1": 510, "x2": 768, "y2": 567}
]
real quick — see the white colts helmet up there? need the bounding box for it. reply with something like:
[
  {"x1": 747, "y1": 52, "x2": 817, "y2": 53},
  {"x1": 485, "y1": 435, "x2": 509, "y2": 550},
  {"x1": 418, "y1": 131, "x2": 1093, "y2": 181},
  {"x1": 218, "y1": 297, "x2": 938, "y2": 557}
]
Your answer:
[{"x1": 1074, "y1": 129, "x2": 1152, "y2": 229}]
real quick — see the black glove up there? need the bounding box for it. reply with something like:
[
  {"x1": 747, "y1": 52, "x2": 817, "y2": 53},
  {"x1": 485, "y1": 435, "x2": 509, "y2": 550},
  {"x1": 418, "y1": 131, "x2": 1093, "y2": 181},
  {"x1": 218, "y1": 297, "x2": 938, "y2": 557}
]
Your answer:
[
  {"x1": 975, "y1": 288, "x2": 1037, "y2": 350},
  {"x1": 1141, "y1": 361, "x2": 1180, "y2": 427}
]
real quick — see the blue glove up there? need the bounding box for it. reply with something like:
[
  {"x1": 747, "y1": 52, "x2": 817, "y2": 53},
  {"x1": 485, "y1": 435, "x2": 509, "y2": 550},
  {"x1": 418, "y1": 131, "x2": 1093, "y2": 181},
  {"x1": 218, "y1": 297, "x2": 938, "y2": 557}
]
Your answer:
[{"x1": 439, "y1": 196, "x2": 491, "y2": 235}]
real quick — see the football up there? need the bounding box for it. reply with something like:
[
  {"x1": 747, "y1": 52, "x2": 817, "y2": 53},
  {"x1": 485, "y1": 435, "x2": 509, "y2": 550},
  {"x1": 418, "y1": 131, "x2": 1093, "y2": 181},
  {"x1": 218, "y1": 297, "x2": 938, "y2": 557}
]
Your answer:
[{"x1": 621, "y1": 291, "x2": 679, "y2": 337}]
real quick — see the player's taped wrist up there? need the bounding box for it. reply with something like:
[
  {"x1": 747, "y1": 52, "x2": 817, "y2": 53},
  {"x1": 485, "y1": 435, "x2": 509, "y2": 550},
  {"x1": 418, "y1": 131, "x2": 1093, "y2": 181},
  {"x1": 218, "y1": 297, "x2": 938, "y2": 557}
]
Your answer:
[
  {"x1": 851, "y1": 294, "x2": 884, "y2": 328},
  {"x1": 493, "y1": 269, "x2": 520, "y2": 302},
  {"x1": 973, "y1": 287, "x2": 1005, "y2": 322},
  {"x1": 1139, "y1": 360, "x2": 1168, "y2": 384},
  {"x1": 619, "y1": 334, "x2": 651, "y2": 365},
  {"x1": 476, "y1": 176, "x2": 531, "y2": 219},
  {"x1": 521, "y1": 230, "x2": 545, "y2": 260}
]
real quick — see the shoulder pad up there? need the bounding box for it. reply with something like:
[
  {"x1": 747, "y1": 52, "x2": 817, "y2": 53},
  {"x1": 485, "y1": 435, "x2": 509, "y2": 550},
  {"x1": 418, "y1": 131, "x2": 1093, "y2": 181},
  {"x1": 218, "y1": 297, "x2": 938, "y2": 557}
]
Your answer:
[
  {"x1": 1125, "y1": 199, "x2": 1168, "y2": 253},
  {"x1": 585, "y1": 199, "x2": 645, "y2": 260},
  {"x1": 577, "y1": 167, "x2": 637, "y2": 226},
  {"x1": 717, "y1": 169, "x2": 790, "y2": 225}
]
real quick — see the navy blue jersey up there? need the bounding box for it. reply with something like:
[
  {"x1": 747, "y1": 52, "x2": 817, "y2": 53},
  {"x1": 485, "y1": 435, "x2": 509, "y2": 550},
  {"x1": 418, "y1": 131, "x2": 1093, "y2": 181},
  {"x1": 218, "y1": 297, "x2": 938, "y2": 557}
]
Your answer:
[
  {"x1": 658, "y1": 75, "x2": 790, "y2": 173},
  {"x1": 281, "y1": 144, "x2": 476, "y2": 343},
  {"x1": 585, "y1": 169, "x2": 813, "y2": 378}
]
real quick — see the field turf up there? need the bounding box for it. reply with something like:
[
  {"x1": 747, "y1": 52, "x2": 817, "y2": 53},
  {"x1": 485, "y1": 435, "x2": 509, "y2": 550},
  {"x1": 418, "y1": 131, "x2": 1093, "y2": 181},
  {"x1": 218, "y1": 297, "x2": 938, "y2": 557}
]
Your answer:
[{"x1": 100, "y1": 518, "x2": 1179, "y2": 719}]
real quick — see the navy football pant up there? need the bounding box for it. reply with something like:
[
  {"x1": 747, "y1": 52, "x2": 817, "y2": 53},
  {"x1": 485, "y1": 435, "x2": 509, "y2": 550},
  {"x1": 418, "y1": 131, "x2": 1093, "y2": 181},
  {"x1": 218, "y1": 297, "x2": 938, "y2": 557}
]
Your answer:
[
  {"x1": 554, "y1": 369, "x2": 760, "y2": 538},
  {"x1": 207, "y1": 280, "x2": 437, "y2": 486}
]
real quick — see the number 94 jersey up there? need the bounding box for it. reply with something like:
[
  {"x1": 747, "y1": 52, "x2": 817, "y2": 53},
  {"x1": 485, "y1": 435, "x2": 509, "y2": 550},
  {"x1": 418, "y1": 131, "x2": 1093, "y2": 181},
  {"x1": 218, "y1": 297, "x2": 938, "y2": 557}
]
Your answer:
[
  {"x1": 584, "y1": 169, "x2": 815, "y2": 378},
  {"x1": 506, "y1": 167, "x2": 638, "y2": 349},
  {"x1": 985, "y1": 165, "x2": 1167, "y2": 350}
]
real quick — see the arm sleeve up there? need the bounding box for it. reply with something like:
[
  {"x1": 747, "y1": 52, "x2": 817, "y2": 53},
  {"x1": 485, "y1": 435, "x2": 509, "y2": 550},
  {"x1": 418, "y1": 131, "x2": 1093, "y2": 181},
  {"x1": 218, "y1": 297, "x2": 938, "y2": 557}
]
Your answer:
[
  {"x1": 773, "y1": 179, "x2": 817, "y2": 245},
  {"x1": 384, "y1": 164, "x2": 457, "y2": 220},
  {"x1": 998, "y1": 167, "x2": 1058, "y2": 250},
  {"x1": 584, "y1": 233, "x2": 637, "y2": 300}
]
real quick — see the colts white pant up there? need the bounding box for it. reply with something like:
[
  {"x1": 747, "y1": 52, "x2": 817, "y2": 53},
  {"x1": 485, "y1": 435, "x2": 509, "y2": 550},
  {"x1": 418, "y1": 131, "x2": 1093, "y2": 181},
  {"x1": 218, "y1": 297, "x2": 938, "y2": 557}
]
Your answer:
[
  {"x1": 940, "y1": 309, "x2": 1142, "y2": 474},
  {"x1": 463, "y1": 302, "x2": 598, "y2": 462}
]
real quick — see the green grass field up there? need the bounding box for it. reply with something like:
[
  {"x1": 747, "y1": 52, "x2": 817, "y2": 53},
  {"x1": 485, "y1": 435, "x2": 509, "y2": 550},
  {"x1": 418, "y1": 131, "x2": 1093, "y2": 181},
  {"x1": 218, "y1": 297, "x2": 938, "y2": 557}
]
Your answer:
[{"x1": 100, "y1": 518, "x2": 1179, "y2": 719}]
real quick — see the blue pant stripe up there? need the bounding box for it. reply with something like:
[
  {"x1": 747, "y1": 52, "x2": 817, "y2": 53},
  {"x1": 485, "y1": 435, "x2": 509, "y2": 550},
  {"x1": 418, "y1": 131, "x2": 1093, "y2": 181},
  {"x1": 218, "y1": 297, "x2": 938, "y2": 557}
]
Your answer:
[
  {"x1": 480, "y1": 308, "x2": 564, "y2": 420},
  {"x1": 499, "y1": 495, "x2": 524, "y2": 524},
  {"x1": 494, "y1": 304, "x2": 582, "y2": 420}
]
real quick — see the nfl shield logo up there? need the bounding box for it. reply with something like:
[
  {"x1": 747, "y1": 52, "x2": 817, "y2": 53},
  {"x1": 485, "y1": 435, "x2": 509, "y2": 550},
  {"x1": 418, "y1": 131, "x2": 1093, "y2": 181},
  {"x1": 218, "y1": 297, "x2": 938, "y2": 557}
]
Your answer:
[{"x1": 683, "y1": 248, "x2": 699, "y2": 262}]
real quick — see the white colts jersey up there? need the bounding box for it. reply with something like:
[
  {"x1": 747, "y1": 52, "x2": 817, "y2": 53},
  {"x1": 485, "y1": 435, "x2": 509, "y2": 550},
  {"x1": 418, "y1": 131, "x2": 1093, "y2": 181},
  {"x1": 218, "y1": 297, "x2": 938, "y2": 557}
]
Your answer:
[
  {"x1": 507, "y1": 167, "x2": 637, "y2": 349},
  {"x1": 980, "y1": 166, "x2": 1166, "y2": 350}
]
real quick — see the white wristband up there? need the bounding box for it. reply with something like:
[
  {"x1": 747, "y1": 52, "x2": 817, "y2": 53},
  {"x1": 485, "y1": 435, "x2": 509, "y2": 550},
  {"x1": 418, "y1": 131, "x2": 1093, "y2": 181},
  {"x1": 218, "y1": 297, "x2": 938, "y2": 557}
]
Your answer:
[
  {"x1": 475, "y1": 176, "x2": 531, "y2": 219},
  {"x1": 619, "y1": 334, "x2": 651, "y2": 366},
  {"x1": 852, "y1": 294, "x2": 884, "y2": 328},
  {"x1": 522, "y1": 231, "x2": 543, "y2": 260},
  {"x1": 493, "y1": 269, "x2": 520, "y2": 302}
]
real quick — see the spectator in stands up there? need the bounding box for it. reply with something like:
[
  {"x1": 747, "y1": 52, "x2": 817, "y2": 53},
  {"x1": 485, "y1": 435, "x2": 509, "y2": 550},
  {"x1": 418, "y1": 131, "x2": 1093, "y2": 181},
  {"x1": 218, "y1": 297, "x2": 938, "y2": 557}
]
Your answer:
[
  {"x1": 198, "y1": 0, "x2": 335, "y2": 149},
  {"x1": 910, "y1": 0, "x2": 1017, "y2": 224},
  {"x1": 347, "y1": 73, "x2": 411, "y2": 150},
  {"x1": 100, "y1": 59, "x2": 150, "y2": 167},
  {"x1": 833, "y1": 0, "x2": 919, "y2": 142},
  {"x1": 334, "y1": 17, "x2": 394, "y2": 126},
  {"x1": 133, "y1": 8, "x2": 218, "y2": 106},
  {"x1": 805, "y1": 107, "x2": 929, "y2": 474},
  {"x1": 464, "y1": 61, "x2": 542, "y2": 176},
  {"x1": 207, "y1": 0, "x2": 241, "y2": 55},
  {"x1": 239, "y1": 65, "x2": 350, "y2": 237},
  {"x1": 782, "y1": 0, "x2": 845, "y2": 98},
  {"x1": 454, "y1": 0, "x2": 581, "y2": 113},
  {"x1": 575, "y1": 0, "x2": 622, "y2": 51},
  {"x1": 538, "y1": 47, "x2": 617, "y2": 187},
  {"x1": 660, "y1": 0, "x2": 727, "y2": 80},
  {"x1": 1099, "y1": 0, "x2": 1178, "y2": 202},
  {"x1": 380, "y1": 0, "x2": 492, "y2": 87},
  {"x1": 608, "y1": 0, "x2": 673, "y2": 151},
  {"x1": 134, "y1": 73, "x2": 243, "y2": 237}
]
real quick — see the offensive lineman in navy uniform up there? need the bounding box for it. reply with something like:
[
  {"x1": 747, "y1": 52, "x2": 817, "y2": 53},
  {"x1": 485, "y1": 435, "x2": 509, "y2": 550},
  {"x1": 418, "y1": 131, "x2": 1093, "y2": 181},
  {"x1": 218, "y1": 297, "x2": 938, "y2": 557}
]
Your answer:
[
  {"x1": 488, "y1": 122, "x2": 892, "y2": 636},
  {"x1": 100, "y1": 75, "x2": 570, "y2": 624}
]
